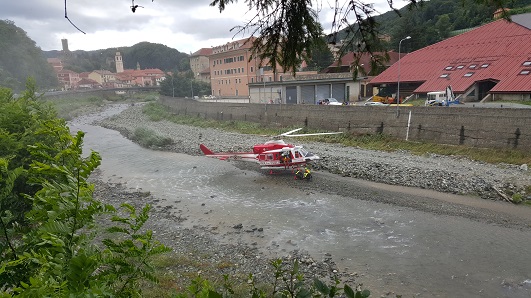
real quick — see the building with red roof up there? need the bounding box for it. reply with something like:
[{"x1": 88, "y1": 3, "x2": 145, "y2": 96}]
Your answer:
[
  {"x1": 370, "y1": 13, "x2": 531, "y2": 102},
  {"x1": 56, "y1": 69, "x2": 80, "y2": 90},
  {"x1": 190, "y1": 48, "x2": 213, "y2": 82}
]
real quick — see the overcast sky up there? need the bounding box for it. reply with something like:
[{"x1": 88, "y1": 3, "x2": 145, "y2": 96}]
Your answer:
[{"x1": 1, "y1": 0, "x2": 406, "y2": 54}]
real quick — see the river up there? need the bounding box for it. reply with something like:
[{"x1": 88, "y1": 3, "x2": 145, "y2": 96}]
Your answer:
[{"x1": 69, "y1": 105, "x2": 531, "y2": 298}]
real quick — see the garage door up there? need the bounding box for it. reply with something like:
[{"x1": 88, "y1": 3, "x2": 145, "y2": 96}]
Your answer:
[
  {"x1": 316, "y1": 85, "x2": 330, "y2": 101},
  {"x1": 301, "y1": 85, "x2": 315, "y2": 104},
  {"x1": 285, "y1": 86, "x2": 297, "y2": 104},
  {"x1": 332, "y1": 83, "x2": 345, "y2": 101}
]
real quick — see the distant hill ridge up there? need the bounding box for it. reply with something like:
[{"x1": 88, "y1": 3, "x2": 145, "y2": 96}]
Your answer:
[{"x1": 43, "y1": 42, "x2": 190, "y2": 74}]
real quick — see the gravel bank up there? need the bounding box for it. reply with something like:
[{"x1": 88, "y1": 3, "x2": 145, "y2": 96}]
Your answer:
[
  {"x1": 90, "y1": 173, "x2": 355, "y2": 293},
  {"x1": 97, "y1": 103, "x2": 531, "y2": 203},
  {"x1": 85, "y1": 102, "x2": 531, "y2": 295}
]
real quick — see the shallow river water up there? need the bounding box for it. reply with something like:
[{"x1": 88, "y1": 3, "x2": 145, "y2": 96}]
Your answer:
[{"x1": 70, "y1": 106, "x2": 531, "y2": 298}]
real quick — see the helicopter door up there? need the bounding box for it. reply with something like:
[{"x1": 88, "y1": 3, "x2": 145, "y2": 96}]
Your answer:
[{"x1": 293, "y1": 150, "x2": 302, "y2": 161}]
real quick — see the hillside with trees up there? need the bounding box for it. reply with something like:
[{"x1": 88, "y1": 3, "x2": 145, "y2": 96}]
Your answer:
[
  {"x1": 333, "y1": 0, "x2": 531, "y2": 53},
  {"x1": 0, "y1": 20, "x2": 58, "y2": 92},
  {"x1": 44, "y1": 42, "x2": 190, "y2": 74}
]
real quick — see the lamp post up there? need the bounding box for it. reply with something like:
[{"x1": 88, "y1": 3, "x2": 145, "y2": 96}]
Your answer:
[
  {"x1": 397, "y1": 36, "x2": 411, "y2": 115},
  {"x1": 171, "y1": 74, "x2": 175, "y2": 98}
]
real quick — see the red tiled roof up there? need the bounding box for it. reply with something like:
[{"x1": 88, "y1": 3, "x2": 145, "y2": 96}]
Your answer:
[
  {"x1": 370, "y1": 15, "x2": 531, "y2": 93},
  {"x1": 78, "y1": 78, "x2": 98, "y2": 85},
  {"x1": 191, "y1": 48, "x2": 213, "y2": 57}
]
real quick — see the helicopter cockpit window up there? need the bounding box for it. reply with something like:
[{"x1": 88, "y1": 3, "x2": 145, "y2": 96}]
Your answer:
[
  {"x1": 294, "y1": 151, "x2": 301, "y2": 158},
  {"x1": 299, "y1": 148, "x2": 309, "y2": 157},
  {"x1": 267, "y1": 154, "x2": 273, "y2": 160}
]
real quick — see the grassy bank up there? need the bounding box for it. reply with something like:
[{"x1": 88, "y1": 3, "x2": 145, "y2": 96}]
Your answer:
[
  {"x1": 41, "y1": 91, "x2": 159, "y2": 120},
  {"x1": 143, "y1": 101, "x2": 531, "y2": 166}
]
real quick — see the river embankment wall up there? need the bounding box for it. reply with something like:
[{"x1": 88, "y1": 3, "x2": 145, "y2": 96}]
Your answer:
[{"x1": 160, "y1": 96, "x2": 529, "y2": 149}]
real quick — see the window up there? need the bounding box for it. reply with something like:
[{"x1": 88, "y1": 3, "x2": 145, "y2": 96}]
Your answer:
[
  {"x1": 439, "y1": 74, "x2": 449, "y2": 78},
  {"x1": 251, "y1": 78, "x2": 254, "y2": 83},
  {"x1": 456, "y1": 65, "x2": 464, "y2": 69},
  {"x1": 469, "y1": 64, "x2": 477, "y2": 69},
  {"x1": 519, "y1": 70, "x2": 530, "y2": 75},
  {"x1": 250, "y1": 66, "x2": 254, "y2": 73},
  {"x1": 523, "y1": 61, "x2": 531, "y2": 66},
  {"x1": 481, "y1": 63, "x2": 490, "y2": 68},
  {"x1": 444, "y1": 66, "x2": 453, "y2": 70},
  {"x1": 464, "y1": 72, "x2": 474, "y2": 77}
]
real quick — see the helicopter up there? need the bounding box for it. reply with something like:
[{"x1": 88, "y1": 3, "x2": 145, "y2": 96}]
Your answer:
[{"x1": 199, "y1": 128, "x2": 342, "y2": 172}]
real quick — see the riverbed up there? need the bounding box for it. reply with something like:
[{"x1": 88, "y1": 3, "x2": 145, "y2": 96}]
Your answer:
[{"x1": 70, "y1": 104, "x2": 531, "y2": 297}]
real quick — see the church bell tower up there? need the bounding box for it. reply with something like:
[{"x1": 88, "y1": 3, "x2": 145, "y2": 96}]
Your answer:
[{"x1": 115, "y1": 51, "x2": 124, "y2": 73}]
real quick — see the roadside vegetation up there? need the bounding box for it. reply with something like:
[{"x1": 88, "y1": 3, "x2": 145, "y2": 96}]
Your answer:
[{"x1": 142, "y1": 102, "x2": 531, "y2": 166}]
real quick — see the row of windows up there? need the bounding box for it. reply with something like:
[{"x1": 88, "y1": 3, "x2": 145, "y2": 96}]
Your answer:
[
  {"x1": 212, "y1": 66, "x2": 269, "y2": 76},
  {"x1": 250, "y1": 76, "x2": 272, "y2": 83},
  {"x1": 213, "y1": 68, "x2": 247, "y2": 76},
  {"x1": 215, "y1": 75, "x2": 276, "y2": 85},
  {"x1": 213, "y1": 55, "x2": 245, "y2": 66},
  {"x1": 440, "y1": 69, "x2": 530, "y2": 78},
  {"x1": 440, "y1": 61, "x2": 531, "y2": 78},
  {"x1": 218, "y1": 78, "x2": 244, "y2": 85},
  {"x1": 444, "y1": 63, "x2": 490, "y2": 71},
  {"x1": 445, "y1": 61, "x2": 530, "y2": 71}
]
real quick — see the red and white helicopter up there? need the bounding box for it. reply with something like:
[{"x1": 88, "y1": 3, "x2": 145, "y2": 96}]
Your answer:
[{"x1": 199, "y1": 128, "x2": 342, "y2": 171}]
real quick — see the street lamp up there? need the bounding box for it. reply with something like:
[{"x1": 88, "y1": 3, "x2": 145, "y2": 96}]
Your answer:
[
  {"x1": 397, "y1": 36, "x2": 411, "y2": 115},
  {"x1": 171, "y1": 74, "x2": 174, "y2": 98}
]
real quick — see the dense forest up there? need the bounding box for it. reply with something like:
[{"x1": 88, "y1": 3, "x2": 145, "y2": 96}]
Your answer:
[
  {"x1": 0, "y1": 20, "x2": 58, "y2": 92},
  {"x1": 334, "y1": 0, "x2": 531, "y2": 53},
  {"x1": 43, "y1": 42, "x2": 191, "y2": 74}
]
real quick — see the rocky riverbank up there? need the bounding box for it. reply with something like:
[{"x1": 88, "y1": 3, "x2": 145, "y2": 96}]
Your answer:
[
  {"x1": 89, "y1": 172, "x2": 361, "y2": 295},
  {"x1": 82, "y1": 102, "x2": 531, "y2": 296},
  {"x1": 97, "y1": 103, "x2": 531, "y2": 203}
]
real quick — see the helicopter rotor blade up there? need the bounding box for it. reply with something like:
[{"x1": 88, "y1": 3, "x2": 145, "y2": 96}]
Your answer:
[
  {"x1": 280, "y1": 128, "x2": 304, "y2": 136},
  {"x1": 283, "y1": 132, "x2": 343, "y2": 137}
]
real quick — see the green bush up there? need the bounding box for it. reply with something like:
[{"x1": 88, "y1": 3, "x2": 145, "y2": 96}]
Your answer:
[
  {"x1": 132, "y1": 127, "x2": 173, "y2": 148},
  {"x1": 1, "y1": 82, "x2": 170, "y2": 296}
]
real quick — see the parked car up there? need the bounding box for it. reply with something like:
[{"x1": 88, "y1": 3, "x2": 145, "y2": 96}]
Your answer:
[{"x1": 322, "y1": 98, "x2": 343, "y2": 105}]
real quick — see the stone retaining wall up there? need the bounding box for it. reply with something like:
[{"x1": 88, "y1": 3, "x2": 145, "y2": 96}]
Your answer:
[{"x1": 160, "y1": 97, "x2": 530, "y2": 150}]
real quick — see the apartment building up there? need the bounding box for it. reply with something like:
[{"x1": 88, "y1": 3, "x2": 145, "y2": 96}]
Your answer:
[
  {"x1": 209, "y1": 37, "x2": 277, "y2": 98},
  {"x1": 190, "y1": 48, "x2": 212, "y2": 83},
  {"x1": 56, "y1": 69, "x2": 80, "y2": 90}
]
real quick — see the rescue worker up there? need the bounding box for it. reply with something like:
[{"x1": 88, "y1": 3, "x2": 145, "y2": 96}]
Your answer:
[
  {"x1": 282, "y1": 152, "x2": 290, "y2": 168},
  {"x1": 303, "y1": 167, "x2": 311, "y2": 180}
]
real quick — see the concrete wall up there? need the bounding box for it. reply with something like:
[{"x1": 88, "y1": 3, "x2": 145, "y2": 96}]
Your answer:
[{"x1": 160, "y1": 97, "x2": 531, "y2": 149}]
